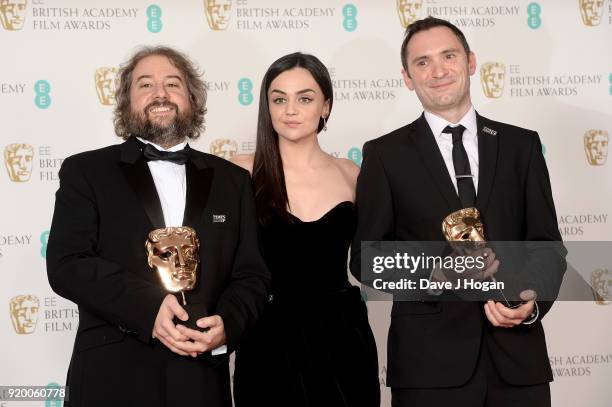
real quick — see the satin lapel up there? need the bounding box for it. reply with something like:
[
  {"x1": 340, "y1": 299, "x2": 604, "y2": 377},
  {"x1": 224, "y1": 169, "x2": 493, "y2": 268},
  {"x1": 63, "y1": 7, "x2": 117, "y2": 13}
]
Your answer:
[
  {"x1": 475, "y1": 113, "x2": 499, "y2": 214},
  {"x1": 182, "y1": 153, "x2": 214, "y2": 228},
  {"x1": 412, "y1": 114, "x2": 462, "y2": 212},
  {"x1": 119, "y1": 138, "x2": 165, "y2": 229}
]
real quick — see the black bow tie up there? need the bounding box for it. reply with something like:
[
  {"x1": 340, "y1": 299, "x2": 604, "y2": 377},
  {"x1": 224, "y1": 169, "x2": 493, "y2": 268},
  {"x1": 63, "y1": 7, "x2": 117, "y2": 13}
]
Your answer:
[{"x1": 142, "y1": 143, "x2": 190, "y2": 165}]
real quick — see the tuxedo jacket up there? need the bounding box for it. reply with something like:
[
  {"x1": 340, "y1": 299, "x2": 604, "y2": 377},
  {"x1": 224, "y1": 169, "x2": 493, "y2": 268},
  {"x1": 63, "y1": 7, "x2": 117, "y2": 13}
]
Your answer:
[
  {"x1": 350, "y1": 113, "x2": 566, "y2": 389},
  {"x1": 46, "y1": 137, "x2": 270, "y2": 407}
]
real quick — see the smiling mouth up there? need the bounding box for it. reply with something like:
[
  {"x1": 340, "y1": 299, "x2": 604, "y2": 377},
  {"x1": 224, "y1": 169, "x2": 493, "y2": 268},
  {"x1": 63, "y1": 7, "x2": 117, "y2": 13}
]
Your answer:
[
  {"x1": 283, "y1": 121, "x2": 301, "y2": 127},
  {"x1": 148, "y1": 106, "x2": 174, "y2": 114},
  {"x1": 430, "y1": 81, "x2": 454, "y2": 89},
  {"x1": 146, "y1": 101, "x2": 178, "y2": 116}
]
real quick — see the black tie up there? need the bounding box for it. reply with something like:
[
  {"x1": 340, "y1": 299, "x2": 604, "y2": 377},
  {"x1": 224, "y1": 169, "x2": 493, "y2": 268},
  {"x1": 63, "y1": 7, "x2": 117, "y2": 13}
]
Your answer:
[
  {"x1": 142, "y1": 143, "x2": 190, "y2": 165},
  {"x1": 444, "y1": 125, "x2": 476, "y2": 207}
]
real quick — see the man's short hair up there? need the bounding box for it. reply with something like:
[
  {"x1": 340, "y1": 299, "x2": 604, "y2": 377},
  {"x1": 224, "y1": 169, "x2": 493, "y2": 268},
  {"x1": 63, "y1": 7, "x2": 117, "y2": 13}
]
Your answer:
[{"x1": 400, "y1": 16, "x2": 471, "y2": 74}]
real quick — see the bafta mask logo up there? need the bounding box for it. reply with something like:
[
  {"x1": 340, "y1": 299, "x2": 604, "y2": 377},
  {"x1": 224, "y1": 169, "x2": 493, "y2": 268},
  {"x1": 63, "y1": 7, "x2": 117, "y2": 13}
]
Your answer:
[
  {"x1": 591, "y1": 269, "x2": 611, "y2": 305},
  {"x1": 204, "y1": 0, "x2": 231, "y2": 31},
  {"x1": 579, "y1": 0, "x2": 604, "y2": 26},
  {"x1": 397, "y1": 0, "x2": 423, "y2": 28},
  {"x1": 4, "y1": 143, "x2": 34, "y2": 182},
  {"x1": 480, "y1": 62, "x2": 506, "y2": 99},
  {"x1": 210, "y1": 138, "x2": 238, "y2": 160},
  {"x1": 9, "y1": 295, "x2": 39, "y2": 334},
  {"x1": 584, "y1": 129, "x2": 608, "y2": 166},
  {"x1": 0, "y1": 0, "x2": 27, "y2": 31},
  {"x1": 94, "y1": 67, "x2": 118, "y2": 105},
  {"x1": 146, "y1": 227, "x2": 200, "y2": 293}
]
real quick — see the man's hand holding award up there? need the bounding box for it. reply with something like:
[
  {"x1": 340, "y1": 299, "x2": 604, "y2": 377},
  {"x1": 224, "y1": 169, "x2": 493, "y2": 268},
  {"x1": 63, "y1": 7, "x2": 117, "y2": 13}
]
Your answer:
[{"x1": 148, "y1": 226, "x2": 226, "y2": 356}]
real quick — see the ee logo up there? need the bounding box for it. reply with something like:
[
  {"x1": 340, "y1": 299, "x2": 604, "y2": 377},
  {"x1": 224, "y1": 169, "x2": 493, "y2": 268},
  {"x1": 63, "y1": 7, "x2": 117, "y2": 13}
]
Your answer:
[
  {"x1": 40, "y1": 230, "x2": 49, "y2": 259},
  {"x1": 238, "y1": 78, "x2": 253, "y2": 106},
  {"x1": 45, "y1": 382, "x2": 62, "y2": 407},
  {"x1": 527, "y1": 3, "x2": 541, "y2": 29},
  {"x1": 35, "y1": 80, "x2": 51, "y2": 109},
  {"x1": 147, "y1": 5, "x2": 163, "y2": 33},
  {"x1": 343, "y1": 4, "x2": 357, "y2": 32},
  {"x1": 348, "y1": 147, "x2": 362, "y2": 166}
]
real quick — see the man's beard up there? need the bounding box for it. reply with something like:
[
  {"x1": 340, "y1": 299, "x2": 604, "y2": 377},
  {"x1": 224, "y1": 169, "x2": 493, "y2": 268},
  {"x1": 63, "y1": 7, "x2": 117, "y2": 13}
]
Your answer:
[{"x1": 126, "y1": 101, "x2": 194, "y2": 146}]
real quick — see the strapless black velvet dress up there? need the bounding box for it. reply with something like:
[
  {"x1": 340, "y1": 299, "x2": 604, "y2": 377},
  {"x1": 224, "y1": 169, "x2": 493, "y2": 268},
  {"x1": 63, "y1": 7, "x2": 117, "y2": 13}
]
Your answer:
[{"x1": 234, "y1": 202, "x2": 380, "y2": 406}]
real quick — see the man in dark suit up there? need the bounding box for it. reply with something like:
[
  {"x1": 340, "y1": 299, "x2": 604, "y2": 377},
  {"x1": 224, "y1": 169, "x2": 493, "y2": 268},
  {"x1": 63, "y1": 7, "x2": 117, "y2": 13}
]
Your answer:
[
  {"x1": 351, "y1": 17, "x2": 565, "y2": 407},
  {"x1": 46, "y1": 46, "x2": 270, "y2": 407}
]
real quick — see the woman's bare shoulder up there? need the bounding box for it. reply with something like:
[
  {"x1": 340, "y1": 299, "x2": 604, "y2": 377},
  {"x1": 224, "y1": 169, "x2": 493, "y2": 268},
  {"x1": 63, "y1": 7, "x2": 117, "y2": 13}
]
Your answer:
[
  {"x1": 230, "y1": 154, "x2": 254, "y2": 174},
  {"x1": 332, "y1": 157, "x2": 360, "y2": 182},
  {"x1": 328, "y1": 157, "x2": 359, "y2": 196}
]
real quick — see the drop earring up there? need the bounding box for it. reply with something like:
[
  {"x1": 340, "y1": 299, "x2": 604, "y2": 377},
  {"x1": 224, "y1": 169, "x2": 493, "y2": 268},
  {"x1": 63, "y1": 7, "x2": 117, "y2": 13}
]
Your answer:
[{"x1": 322, "y1": 116, "x2": 327, "y2": 132}]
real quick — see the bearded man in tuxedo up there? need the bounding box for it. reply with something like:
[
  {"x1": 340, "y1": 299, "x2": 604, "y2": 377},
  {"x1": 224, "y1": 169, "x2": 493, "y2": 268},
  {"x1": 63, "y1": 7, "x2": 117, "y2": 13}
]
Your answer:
[{"x1": 47, "y1": 46, "x2": 269, "y2": 407}]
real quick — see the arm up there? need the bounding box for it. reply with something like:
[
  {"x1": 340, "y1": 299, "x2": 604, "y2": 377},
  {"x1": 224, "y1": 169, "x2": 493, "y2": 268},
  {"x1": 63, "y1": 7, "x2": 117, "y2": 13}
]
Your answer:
[
  {"x1": 213, "y1": 170, "x2": 270, "y2": 352},
  {"x1": 484, "y1": 132, "x2": 566, "y2": 326},
  {"x1": 522, "y1": 131, "x2": 566, "y2": 320},
  {"x1": 350, "y1": 141, "x2": 395, "y2": 284},
  {"x1": 46, "y1": 157, "x2": 167, "y2": 344}
]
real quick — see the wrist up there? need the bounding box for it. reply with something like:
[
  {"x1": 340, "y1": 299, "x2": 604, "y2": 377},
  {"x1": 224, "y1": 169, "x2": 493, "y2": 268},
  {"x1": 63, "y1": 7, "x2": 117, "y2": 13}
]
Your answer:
[{"x1": 521, "y1": 302, "x2": 539, "y2": 325}]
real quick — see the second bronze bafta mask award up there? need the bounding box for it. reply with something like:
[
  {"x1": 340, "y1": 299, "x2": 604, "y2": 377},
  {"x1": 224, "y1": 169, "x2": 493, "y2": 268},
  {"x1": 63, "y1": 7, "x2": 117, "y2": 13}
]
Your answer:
[
  {"x1": 442, "y1": 208, "x2": 515, "y2": 306},
  {"x1": 146, "y1": 226, "x2": 208, "y2": 330},
  {"x1": 442, "y1": 207, "x2": 485, "y2": 247}
]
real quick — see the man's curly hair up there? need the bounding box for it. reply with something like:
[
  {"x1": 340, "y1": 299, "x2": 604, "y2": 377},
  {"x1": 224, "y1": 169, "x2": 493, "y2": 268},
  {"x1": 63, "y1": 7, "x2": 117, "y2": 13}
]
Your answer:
[{"x1": 113, "y1": 46, "x2": 207, "y2": 140}]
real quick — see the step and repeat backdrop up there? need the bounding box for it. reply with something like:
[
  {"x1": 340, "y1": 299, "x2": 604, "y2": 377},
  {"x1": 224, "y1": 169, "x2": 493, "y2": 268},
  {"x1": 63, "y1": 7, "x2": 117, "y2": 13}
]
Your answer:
[{"x1": 1, "y1": 0, "x2": 611, "y2": 406}]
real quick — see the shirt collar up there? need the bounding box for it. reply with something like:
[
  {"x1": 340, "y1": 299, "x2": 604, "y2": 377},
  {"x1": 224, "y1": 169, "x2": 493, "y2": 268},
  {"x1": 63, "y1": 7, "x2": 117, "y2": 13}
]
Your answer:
[
  {"x1": 424, "y1": 105, "x2": 477, "y2": 141},
  {"x1": 136, "y1": 137, "x2": 187, "y2": 152}
]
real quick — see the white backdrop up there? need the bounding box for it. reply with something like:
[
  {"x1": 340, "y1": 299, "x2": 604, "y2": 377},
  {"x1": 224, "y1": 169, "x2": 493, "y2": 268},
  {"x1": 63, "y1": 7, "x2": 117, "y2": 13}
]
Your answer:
[{"x1": 1, "y1": 1, "x2": 611, "y2": 406}]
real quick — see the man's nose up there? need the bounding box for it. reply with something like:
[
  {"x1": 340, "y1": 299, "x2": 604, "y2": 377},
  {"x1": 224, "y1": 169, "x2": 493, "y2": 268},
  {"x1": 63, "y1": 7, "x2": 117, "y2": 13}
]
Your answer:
[
  {"x1": 431, "y1": 60, "x2": 448, "y2": 78},
  {"x1": 153, "y1": 84, "x2": 169, "y2": 99}
]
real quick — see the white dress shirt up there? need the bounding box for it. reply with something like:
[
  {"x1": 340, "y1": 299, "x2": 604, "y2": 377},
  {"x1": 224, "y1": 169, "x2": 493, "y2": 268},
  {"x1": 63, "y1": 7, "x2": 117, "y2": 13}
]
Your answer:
[
  {"x1": 137, "y1": 137, "x2": 187, "y2": 227},
  {"x1": 137, "y1": 137, "x2": 227, "y2": 355},
  {"x1": 424, "y1": 106, "x2": 479, "y2": 194}
]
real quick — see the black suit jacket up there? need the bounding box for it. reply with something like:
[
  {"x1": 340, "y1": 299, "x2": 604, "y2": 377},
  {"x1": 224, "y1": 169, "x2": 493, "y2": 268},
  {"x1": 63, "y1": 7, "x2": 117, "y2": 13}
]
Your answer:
[
  {"x1": 46, "y1": 137, "x2": 270, "y2": 407},
  {"x1": 351, "y1": 113, "x2": 566, "y2": 389}
]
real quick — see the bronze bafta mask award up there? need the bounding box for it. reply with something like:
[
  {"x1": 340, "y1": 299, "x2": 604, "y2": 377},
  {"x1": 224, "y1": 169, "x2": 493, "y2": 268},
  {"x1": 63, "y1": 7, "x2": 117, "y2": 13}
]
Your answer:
[
  {"x1": 146, "y1": 226, "x2": 207, "y2": 330},
  {"x1": 442, "y1": 208, "x2": 515, "y2": 306},
  {"x1": 442, "y1": 207, "x2": 485, "y2": 247}
]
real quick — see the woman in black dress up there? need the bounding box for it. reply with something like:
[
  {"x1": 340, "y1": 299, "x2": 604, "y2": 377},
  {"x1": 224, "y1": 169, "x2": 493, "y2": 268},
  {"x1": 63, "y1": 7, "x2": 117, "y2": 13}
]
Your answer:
[{"x1": 231, "y1": 52, "x2": 380, "y2": 407}]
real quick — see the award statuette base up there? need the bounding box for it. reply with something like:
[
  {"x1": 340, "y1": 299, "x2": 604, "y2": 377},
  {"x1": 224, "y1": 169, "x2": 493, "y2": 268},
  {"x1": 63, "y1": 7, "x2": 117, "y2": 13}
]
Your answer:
[
  {"x1": 171, "y1": 301, "x2": 225, "y2": 366},
  {"x1": 173, "y1": 302, "x2": 210, "y2": 332}
]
